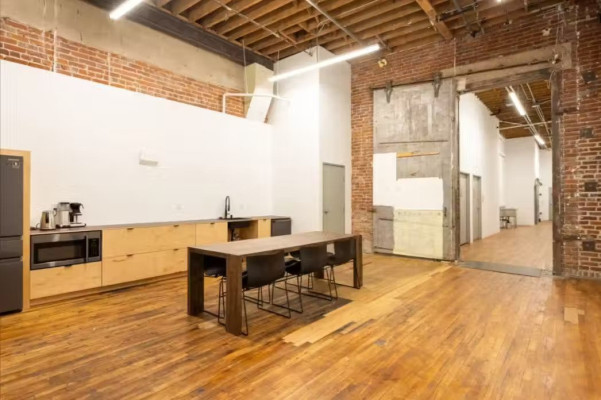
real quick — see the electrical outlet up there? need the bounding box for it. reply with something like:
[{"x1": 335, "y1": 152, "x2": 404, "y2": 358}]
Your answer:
[
  {"x1": 584, "y1": 181, "x2": 598, "y2": 192},
  {"x1": 580, "y1": 128, "x2": 594, "y2": 139},
  {"x1": 582, "y1": 241, "x2": 596, "y2": 252}
]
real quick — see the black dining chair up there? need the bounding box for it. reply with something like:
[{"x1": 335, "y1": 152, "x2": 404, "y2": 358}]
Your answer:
[
  {"x1": 217, "y1": 251, "x2": 290, "y2": 335},
  {"x1": 283, "y1": 244, "x2": 334, "y2": 313},
  {"x1": 202, "y1": 255, "x2": 227, "y2": 318},
  {"x1": 326, "y1": 239, "x2": 356, "y2": 293}
]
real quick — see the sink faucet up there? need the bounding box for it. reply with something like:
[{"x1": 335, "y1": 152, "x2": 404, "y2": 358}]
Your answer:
[{"x1": 224, "y1": 196, "x2": 231, "y2": 219}]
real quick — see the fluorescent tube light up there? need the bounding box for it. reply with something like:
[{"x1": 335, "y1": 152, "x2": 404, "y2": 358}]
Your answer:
[
  {"x1": 508, "y1": 90, "x2": 527, "y2": 116},
  {"x1": 533, "y1": 134, "x2": 545, "y2": 146},
  {"x1": 110, "y1": 0, "x2": 144, "y2": 20},
  {"x1": 269, "y1": 44, "x2": 380, "y2": 82}
]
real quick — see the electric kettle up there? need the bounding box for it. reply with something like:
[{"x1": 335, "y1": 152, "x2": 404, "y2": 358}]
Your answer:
[{"x1": 38, "y1": 210, "x2": 56, "y2": 230}]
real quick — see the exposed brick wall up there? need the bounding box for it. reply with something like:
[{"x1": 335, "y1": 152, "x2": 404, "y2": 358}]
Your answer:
[
  {"x1": 0, "y1": 18, "x2": 244, "y2": 117},
  {"x1": 351, "y1": 0, "x2": 601, "y2": 278}
]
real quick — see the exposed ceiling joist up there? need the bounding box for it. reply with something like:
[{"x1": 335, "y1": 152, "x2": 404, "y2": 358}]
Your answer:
[{"x1": 415, "y1": 0, "x2": 453, "y2": 40}]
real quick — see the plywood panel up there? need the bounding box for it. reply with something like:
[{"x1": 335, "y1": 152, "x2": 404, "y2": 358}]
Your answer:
[
  {"x1": 393, "y1": 210, "x2": 444, "y2": 259},
  {"x1": 30, "y1": 262, "x2": 101, "y2": 299},
  {"x1": 102, "y1": 249, "x2": 186, "y2": 286},
  {"x1": 103, "y1": 224, "x2": 195, "y2": 257},
  {"x1": 257, "y1": 218, "x2": 271, "y2": 238}
]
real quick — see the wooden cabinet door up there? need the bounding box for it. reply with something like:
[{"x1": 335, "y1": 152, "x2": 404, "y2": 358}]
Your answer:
[
  {"x1": 257, "y1": 219, "x2": 271, "y2": 238},
  {"x1": 31, "y1": 262, "x2": 102, "y2": 299},
  {"x1": 102, "y1": 249, "x2": 185, "y2": 286},
  {"x1": 103, "y1": 224, "x2": 195, "y2": 257},
  {"x1": 195, "y1": 222, "x2": 228, "y2": 245}
]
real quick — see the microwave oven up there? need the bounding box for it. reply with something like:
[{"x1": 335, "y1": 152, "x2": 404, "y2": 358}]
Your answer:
[{"x1": 31, "y1": 231, "x2": 101, "y2": 270}]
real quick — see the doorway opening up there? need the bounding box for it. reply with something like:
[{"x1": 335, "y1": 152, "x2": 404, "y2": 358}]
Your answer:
[{"x1": 458, "y1": 79, "x2": 555, "y2": 277}]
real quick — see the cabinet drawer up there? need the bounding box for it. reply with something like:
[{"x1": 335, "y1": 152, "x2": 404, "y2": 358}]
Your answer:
[
  {"x1": 103, "y1": 224, "x2": 195, "y2": 257},
  {"x1": 102, "y1": 249, "x2": 185, "y2": 286},
  {"x1": 31, "y1": 262, "x2": 101, "y2": 299},
  {"x1": 196, "y1": 222, "x2": 228, "y2": 245}
]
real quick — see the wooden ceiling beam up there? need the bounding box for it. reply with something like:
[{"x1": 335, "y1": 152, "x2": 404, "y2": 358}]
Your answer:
[
  {"x1": 187, "y1": 0, "x2": 232, "y2": 22},
  {"x1": 239, "y1": 0, "x2": 398, "y2": 47},
  {"x1": 199, "y1": 0, "x2": 264, "y2": 28},
  {"x1": 414, "y1": 0, "x2": 453, "y2": 40},
  {"x1": 261, "y1": 5, "x2": 430, "y2": 55},
  {"x1": 156, "y1": 0, "x2": 175, "y2": 7},
  {"x1": 253, "y1": 0, "x2": 430, "y2": 53},
  {"x1": 214, "y1": 0, "x2": 299, "y2": 36},
  {"x1": 170, "y1": 0, "x2": 203, "y2": 15}
]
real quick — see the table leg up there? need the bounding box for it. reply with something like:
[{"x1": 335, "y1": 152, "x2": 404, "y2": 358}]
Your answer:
[
  {"x1": 187, "y1": 250, "x2": 205, "y2": 316},
  {"x1": 225, "y1": 255, "x2": 243, "y2": 335},
  {"x1": 353, "y1": 235, "x2": 363, "y2": 289}
]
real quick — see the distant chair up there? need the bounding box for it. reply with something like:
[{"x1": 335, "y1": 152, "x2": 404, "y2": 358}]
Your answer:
[
  {"x1": 202, "y1": 256, "x2": 227, "y2": 318},
  {"x1": 284, "y1": 244, "x2": 335, "y2": 313},
  {"x1": 217, "y1": 251, "x2": 290, "y2": 335},
  {"x1": 326, "y1": 239, "x2": 356, "y2": 292}
]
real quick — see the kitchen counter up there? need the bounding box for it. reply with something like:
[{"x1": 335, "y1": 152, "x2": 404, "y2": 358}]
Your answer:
[{"x1": 30, "y1": 216, "x2": 290, "y2": 235}]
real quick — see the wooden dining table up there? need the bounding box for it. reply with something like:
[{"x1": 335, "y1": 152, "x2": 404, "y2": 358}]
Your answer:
[{"x1": 187, "y1": 231, "x2": 363, "y2": 335}]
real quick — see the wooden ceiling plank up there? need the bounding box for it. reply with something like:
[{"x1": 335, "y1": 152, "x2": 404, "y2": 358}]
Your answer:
[
  {"x1": 156, "y1": 0, "x2": 175, "y2": 7},
  {"x1": 188, "y1": 0, "x2": 233, "y2": 22},
  {"x1": 215, "y1": 0, "x2": 295, "y2": 36},
  {"x1": 254, "y1": 0, "x2": 430, "y2": 53},
  {"x1": 414, "y1": 0, "x2": 453, "y2": 40},
  {"x1": 199, "y1": 0, "x2": 264, "y2": 28},
  {"x1": 170, "y1": 0, "x2": 203, "y2": 15}
]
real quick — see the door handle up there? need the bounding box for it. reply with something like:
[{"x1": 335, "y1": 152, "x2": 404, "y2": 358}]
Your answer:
[{"x1": 324, "y1": 210, "x2": 329, "y2": 214}]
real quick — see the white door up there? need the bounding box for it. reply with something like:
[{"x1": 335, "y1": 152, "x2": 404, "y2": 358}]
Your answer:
[{"x1": 323, "y1": 164, "x2": 345, "y2": 234}]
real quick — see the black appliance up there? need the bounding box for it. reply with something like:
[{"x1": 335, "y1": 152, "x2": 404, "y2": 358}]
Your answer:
[
  {"x1": 0, "y1": 155, "x2": 24, "y2": 314},
  {"x1": 271, "y1": 218, "x2": 292, "y2": 236},
  {"x1": 31, "y1": 231, "x2": 102, "y2": 270}
]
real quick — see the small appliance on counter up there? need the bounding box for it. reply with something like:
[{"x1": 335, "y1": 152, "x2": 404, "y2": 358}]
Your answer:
[
  {"x1": 69, "y1": 202, "x2": 86, "y2": 227},
  {"x1": 55, "y1": 202, "x2": 71, "y2": 228},
  {"x1": 38, "y1": 210, "x2": 56, "y2": 230}
]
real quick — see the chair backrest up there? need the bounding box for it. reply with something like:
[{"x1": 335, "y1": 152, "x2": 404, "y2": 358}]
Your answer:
[
  {"x1": 332, "y1": 239, "x2": 355, "y2": 265},
  {"x1": 204, "y1": 255, "x2": 226, "y2": 277},
  {"x1": 299, "y1": 244, "x2": 328, "y2": 274},
  {"x1": 246, "y1": 251, "x2": 286, "y2": 289}
]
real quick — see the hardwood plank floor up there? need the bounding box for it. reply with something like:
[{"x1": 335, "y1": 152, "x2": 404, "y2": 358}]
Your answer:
[
  {"x1": 1, "y1": 253, "x2": 600, "y2": 399},
  {"x1": 461, "y1": 221, "x2": 553, "y2": 271}
]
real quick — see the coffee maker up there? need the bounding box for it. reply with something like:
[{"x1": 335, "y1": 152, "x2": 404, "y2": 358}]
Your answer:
[
  {"x1": 55, "y1": 202, "x2": 71, "y2": 228},
  {"x1": 69, "y1": 202, "x2": 86, "y2": 227}
]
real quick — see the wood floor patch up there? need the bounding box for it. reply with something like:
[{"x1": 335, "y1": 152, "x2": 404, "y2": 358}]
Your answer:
[
  {"x1": 282, "y1": 265, "x2": 451, "y2": 346},
  {"x1": 564, "y1": 307, "x2": 584, "y2": 324},
  {"x1": 459, "y1": 260, "x2": 542, "y2": 277}
]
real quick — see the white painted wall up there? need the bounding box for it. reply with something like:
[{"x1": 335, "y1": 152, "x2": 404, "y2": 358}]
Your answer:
[
  {"x1": 504, "y1": 137, "x2": 538, "y2": 226},
  {"x1": 270, "y1": 47, "x2": 352, "y2": 234},
  {"x1": 318, "y1": 47, "x2": 352, "y2": 233},
  {"x1": 0, "y1": 61, "x2": 273, "y2": 227},
  {"x1": 539, "y1": 149, "x2": 553, "y2": 221},
  {"x1": 459, "y1": 93, "x2": 503, "y2": 240}
]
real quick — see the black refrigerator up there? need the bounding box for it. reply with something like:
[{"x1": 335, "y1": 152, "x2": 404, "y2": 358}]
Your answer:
[{"x1": 0, "y1": 155, "x2": 24, "y2": 314}]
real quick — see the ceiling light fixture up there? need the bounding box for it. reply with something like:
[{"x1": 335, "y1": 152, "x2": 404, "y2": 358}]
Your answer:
[
  {"x1": 269, "y1": 44, "x2": 381, "y2": 82},
  {"x1": 110, "y1": 0, "x2": 144, "y2": 20},
  {"x1": 533, "y1": 134, "x2": 545, "y2": 146},
  {"x1": 508, "y1": 90, "x2": 527, "y2": 116}
]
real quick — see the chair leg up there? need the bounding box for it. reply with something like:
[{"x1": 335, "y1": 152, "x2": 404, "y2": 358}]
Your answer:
[{"x1": 330, "y1": 265, "x2": 338, "y2": 300}]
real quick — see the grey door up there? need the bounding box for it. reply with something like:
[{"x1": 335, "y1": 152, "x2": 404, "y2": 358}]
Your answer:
[
  {"x1": 323, "y1": 164, "x2": 345, "y2": 234},
  {"x1": 472, "y1": 175, "x2": 482, "y2": 241},
  {"x1": 534, "y1": 178, "x2": 541, "y2": 225},
  {"x1": 460, "y1": 173, "x2": 470, "y2": 245},
  {"x1": 373, "y1": 80, "x2": 459, "y2": 260}
]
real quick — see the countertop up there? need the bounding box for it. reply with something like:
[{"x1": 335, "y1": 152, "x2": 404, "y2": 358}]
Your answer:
[{"x1": 30, "y1": 216, "x2": 290, "y2": 236}]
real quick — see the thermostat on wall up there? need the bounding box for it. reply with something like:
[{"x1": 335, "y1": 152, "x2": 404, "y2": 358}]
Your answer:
[{"x1": 139, "y1": 149, "x2": 159, "y2": 166}]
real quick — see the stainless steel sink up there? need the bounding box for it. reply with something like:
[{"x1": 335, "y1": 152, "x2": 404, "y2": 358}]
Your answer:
[{"x1": 218, "y1": 217, "x2": 251, "y2": 229}]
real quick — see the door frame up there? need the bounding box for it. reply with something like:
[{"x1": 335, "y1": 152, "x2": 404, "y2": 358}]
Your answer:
[
  {"x1": 322, "y1": 162, "x2": 346, "y2": 234},
  {"x1": 472, "y1": 175, "x2": 482, "y2": 241},
  {"x1": 459, "y1": 172, "x2": 471, "y2": 245}
]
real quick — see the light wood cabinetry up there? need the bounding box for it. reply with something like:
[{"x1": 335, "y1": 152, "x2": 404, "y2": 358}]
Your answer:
[
  {"x1": 103, "y1": 224, "x2": 195, "y2": 257},
  {"x1": 196, "y1": 222, "x2": 228, "y2": 245},
  {"x1": 257, "y1": 219, "x2": 271, "y2": 238},
  {"x1": 103, "y1": 249, "x2": 186, "y2": 286},
  {"x1": 31, "y1": 262, "x2": 102, "y2": 299}
]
